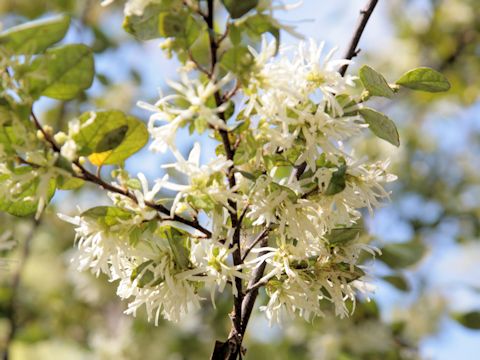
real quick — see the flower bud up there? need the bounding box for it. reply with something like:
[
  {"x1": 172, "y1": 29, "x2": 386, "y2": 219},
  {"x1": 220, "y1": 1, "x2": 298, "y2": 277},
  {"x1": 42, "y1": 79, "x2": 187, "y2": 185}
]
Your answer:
[
  {"x1": 53, "y1": 131, "x2": 68, "y2": 145},
  {"x1": 36, "y1": 130, "x2": 45, "y2": 140}
]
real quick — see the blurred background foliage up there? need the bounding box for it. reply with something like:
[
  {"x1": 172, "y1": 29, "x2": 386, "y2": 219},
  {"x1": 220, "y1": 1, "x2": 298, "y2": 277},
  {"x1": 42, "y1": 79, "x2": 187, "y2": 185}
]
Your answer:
[{"x1": 0, "y1": 0, "x2": 479, "y2": 359}]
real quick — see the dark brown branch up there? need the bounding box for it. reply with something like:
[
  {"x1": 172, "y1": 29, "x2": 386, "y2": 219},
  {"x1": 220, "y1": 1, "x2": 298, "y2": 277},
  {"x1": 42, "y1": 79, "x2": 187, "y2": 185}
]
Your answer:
[
  {"x1": 205, "y1": 1, "x2": 245, "y2": 358},
  {"x1": 240, "y1": 237, "x2": 269, "y2": 335},
  {"x1": 339, "y1": 0, "x2": 379, "y2": 76},
  {"x1": 297, "y1": 0, "x2": 380, "y2": 180},
  {"x1": 30, "y1": 111, "x2": 212, "y2": 238},
  {"x1": 241, "y1": 229, "x2": 268, "y2": 262},
  {"x1": 187, "y1": 49, "x2": 212, "y2": 76}
]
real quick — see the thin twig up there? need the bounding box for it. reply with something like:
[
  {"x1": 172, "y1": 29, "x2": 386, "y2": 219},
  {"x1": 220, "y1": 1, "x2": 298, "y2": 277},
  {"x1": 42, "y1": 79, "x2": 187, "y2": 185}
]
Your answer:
[
  {"x1": 297, "y1": 0, "x2": 380, "y2": 180},
  {"x1": 187, "y1": 49, "x2": 211, "y2": 76},
  {"x1": 30, "y1": 111, "x2": 212, "y2": 238},
  {"x1": 241, "y1": 229, "x2": 268, "y2": 262},
  {"x1": 240, "y1": 237, "x2": 269, "y2": 334},
  {"x1": 204, "y1": 0, "x2": 246, "y2": 358},
  {"x1": 245, "y1": 279, "x2": 269, "y2": 295},
  {"x1": 339, "y1": 0, "x2": 380, "y2": 76}
]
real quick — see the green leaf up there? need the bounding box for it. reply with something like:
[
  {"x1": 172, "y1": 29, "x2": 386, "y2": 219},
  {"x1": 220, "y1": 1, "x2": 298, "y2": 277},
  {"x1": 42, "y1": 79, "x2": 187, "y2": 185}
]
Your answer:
[
  {"x1": 72, "y1": 110, "x2": 148, "y2": 166},
  {"x1": 94, "y1": 125, "x2": 129, "y2": 153},
  {"x1": 56, "y1": 176, "x2": 85, "y2": 190},
  {"x1": 336, "y1": 263, "x2": 365, "y2": 281},
  {"x1": 243, "y1": 14, "x2": 280, "y2": 53},
  {"x1": 220, "y1": 45, "x2": 254, "y2": 82},
  {"x1": 379, "y1": 239, "x2": 425, "y2": 269},
  {"x1": 269, "y1": 182, "x2": 297, "y2": 202},
  {"x1": 326, "y1": 221, "x2": 364, "y2": 245},
  {"x1": 359, "y1": 108, "x2": 400, "y2": 147},
  {"x1": 396, "y1": 67, "x2": 451, "y2": 92},
  {"x1": 454, "y1": 311, "x2": 480, "y2": 330},
  {"x1": 0, "y1": 166, "x2": 56, "y2": 217},
  {"x1": 130, "y1": 260, "x2": 154, "y2": 283},
  {"x1": 359, "y1": 65, "x2": 394, "y2": 98},
  {"x1": 81, "y1": 206, "x2": 132, "y2": 227},
  {"x1": 237, "y1": 170, "x2": 257, "y2": 181},
  {"x1": 25, "y1": 44, "x2": 94, "y2": 100},
  {"x1": 158, "y1": 10, "x2": 202, "y2": 48},
  {"x1": 382, "y1": 275, "x2": 410, "y2": 292},
  {"x1": 324, "y1": 164, "x2": 347, "y2": 196},
  {"x1": 163, "y1": 227, "x2": 190, "y2": 269},
  {"x1": 123, "y1": 3, "x2": 169, "y2": 40},
  {"x1": 0, "y1": 15, "x2": 70, "y2": 55},
  {"x1": 0, "y1": 126, "x2": 25, "y2": 154},
  {"x1": 221, "y1": 0, "x2": 258, "y2": 19}
]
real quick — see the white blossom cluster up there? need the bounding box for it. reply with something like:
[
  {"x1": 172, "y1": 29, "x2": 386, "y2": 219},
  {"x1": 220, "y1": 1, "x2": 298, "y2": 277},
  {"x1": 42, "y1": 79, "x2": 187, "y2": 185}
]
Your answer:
[{"x1": 57, "y1": 38, "x2": 395, "y2": 326}]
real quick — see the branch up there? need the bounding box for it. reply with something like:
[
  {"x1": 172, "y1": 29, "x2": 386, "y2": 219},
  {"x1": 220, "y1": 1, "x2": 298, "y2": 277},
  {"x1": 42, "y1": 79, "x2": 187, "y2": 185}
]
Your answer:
[
  {"x1": 240, "y1": 237, "x2": 269, "y2": 335},
  {"x1": 30, "y1": 111, "x2": 212, "y2": 238},
  {"x1": 241, "y1": 229, "x2": 268, "y2": 262},
  {"x1": 339, "y1": 0, "x2": 379, "y2": 76},
  {"x1": 204, "y1": 1, "x2": 246, "y2": 358}
]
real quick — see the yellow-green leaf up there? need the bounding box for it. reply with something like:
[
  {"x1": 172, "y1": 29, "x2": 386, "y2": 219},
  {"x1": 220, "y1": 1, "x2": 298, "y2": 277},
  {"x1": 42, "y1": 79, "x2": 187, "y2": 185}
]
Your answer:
[
  {"x1": 25, "y1": 44, "x2": 94, "y2": 100},
  {"x1": 359, "y1": 108, "x2": 400, "y2": 147},
  {"x1": 0, "y1": 166, "x2": 56, "y2": 217},
  {"x1": 0, "y1": 15, "x2": 70, "y2": 55},
  {"x1": 379, "y1": 239, "x2": 425, "y2": 269},
  {"x1": 81, "y1": 206, "x2": 132, "y2": 226},
  {"x1": 73, "y1": 110, "x2": 148, "y2": 166},
  {"x1": 396, "y1": 67, "x2": 451, "y2": 92},
  {"x1": 359, "y1": 65, "x2": 394, "y2": 98},
  {"x1": 454, "y1": 311, "x2": 480, "y2": 330},
  {"x1": 324, "y1": 164, "x2": 347, "y2": 196},
  {"x1": 221, "y1": 0, "x2": 258, "y2": 19},
  {"x1": 382, "y1": 275, "x2": 410, "y2": 292}
]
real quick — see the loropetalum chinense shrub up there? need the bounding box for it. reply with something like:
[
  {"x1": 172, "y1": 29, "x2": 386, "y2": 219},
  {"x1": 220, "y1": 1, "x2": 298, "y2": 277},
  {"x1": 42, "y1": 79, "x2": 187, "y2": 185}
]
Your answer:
[{"x1": 0, "y1": 0, "x2": 450, "y2": 357}]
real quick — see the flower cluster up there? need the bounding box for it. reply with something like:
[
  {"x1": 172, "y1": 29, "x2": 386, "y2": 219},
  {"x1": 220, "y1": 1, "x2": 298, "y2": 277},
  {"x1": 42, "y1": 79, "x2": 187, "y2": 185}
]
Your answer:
[
  {"x1": 59, "y1": 172, "x2": 245, "y2": 323},
  {"x1": 57, "y1": 39, "x2": 395, "y2": 325},
  {"x1": 236, "y1": 40, "x2": 395, "y2": 323}
]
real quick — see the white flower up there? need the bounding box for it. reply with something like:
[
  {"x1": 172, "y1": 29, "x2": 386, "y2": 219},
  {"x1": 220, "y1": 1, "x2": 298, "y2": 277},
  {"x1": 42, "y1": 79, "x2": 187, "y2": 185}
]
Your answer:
[
  {"x1": 58, "y1": 213, "x2": 128, "y2": 277},
  {"x1": 185, "y1": 237, "x2": 248, "y2": 301},
  {"x1": 59, "y1": 209, "x2": 203, "y2": 324},
  {"x1": 117, "y1": 234, "x2": 202, "y2": 324},
  {"x1": 139, "y1": 71, "x2": 234, "y2": 154},
  {"x1": 246, "y1": 39, "x2": 364, "y2": 170},
  {"x1": 109, "y1": 172, "x2": 167, "y2": 222},
  {"x1": 161, "y1": 142, "x2": 236, "y2": 215},
  {"x1": 250, "y1": 239, "x2": 379, "y2": 325},
  {"x1": 60, "y1": 139, "x2": 78, "y2": 162},
  {"x1": 312, "y1": 158, "x2": 396, "y2": 227}
]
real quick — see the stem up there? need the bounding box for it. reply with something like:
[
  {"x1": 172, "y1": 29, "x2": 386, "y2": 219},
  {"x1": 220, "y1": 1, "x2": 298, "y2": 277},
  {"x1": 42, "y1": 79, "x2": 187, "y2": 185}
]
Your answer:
[
  {"x1": 297, "y1": 0, "x2": 380, "y2": 180},
  {"x1": 2, "y1": 220, "x2": 40, "y2": 360},
  {"x1": 240, "y1": 237, "x2": 269, "y2": 335},
  {"x1": 338, "y1": 0, "x2": 380, "y2": 76},
  {"x1": 30, "y1": 111, "x2": 212, "y2": 238},
  {"x1": 241, "y1": 229, "x2": 268, "y2": 262},
  {"x1": 204, "y1": 1, "x2": 245, "y2": 358}
]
